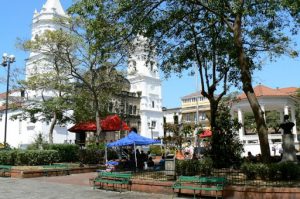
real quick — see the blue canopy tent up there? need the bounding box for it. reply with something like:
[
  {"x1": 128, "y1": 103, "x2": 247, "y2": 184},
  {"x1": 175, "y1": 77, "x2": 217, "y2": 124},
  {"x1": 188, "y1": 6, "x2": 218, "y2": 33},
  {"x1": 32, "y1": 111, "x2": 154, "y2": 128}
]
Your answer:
[{"x1": 105, "y1": 131, "x2": 160, "y2": 168}]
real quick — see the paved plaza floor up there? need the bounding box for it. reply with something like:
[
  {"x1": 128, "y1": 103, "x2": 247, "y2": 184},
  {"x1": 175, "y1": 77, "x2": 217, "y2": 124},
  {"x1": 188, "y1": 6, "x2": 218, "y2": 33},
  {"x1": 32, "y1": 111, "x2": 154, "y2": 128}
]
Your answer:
[{"x1": 0, "y1": 173, "x2": 181, "y2": 199}]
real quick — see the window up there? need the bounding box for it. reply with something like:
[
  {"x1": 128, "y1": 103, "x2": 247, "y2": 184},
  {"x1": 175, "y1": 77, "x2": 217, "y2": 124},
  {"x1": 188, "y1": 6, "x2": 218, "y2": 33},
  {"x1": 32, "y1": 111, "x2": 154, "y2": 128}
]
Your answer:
[
  {"x1": 21, "y1": 90, "x2": 25, "y2": 97},
  {"x1": 152, "y1": 101, "x2": 155, "y2": 108},
  {"x1": 133, "y1": 106, "x2": 137, "y2": 115},
  {"x1": 151, "y1": 121, "x2": 156, "y2": 128},
  {"x1": 200, "y1": 112, "x2": 206, "y2": 120},
  {"x1": 186, "y1": 114, "x2": 190, "y2": 122}
]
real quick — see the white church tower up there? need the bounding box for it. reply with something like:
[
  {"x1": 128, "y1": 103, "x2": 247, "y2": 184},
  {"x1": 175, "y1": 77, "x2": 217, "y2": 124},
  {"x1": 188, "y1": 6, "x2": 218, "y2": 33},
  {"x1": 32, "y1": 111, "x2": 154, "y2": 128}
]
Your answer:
[
  {"x1": 25, "y1": 0, "x2": 67, "y2": 90},
  {"x1": 128, "y1": 36, "x2": 164, "y2": 139},
  {"x1": 16, "y1": 0, "x2": 74, "y2": 146}
]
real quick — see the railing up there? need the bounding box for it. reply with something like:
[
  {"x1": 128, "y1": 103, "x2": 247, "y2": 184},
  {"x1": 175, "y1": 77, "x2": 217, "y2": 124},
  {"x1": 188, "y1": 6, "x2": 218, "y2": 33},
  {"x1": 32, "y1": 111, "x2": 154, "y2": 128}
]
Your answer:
[
  {"x1": 132, "y1": 169, "x2": 176, "y2": 181},
  {"x1": 212, "y1": 169, "x2": 300, "y2": 187},
  {"x1": 113, "y1": 167, "x2": 300, "y2": 187}
]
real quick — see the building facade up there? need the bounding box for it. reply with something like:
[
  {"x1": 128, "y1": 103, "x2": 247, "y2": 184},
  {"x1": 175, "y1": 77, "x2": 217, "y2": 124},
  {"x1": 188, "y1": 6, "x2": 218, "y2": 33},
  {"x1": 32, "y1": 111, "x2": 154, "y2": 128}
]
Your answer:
[
  {"x1": 181, "y1": 92, "x2": 210, "y2": 129},
  {"x1": 127, "y1": 36, "x2": 164, "y2": 139},
  {"x1": 231, "y1": 84, "x2": 299, "y2": 156},
  {"x1": 0, "y1": 0, "x2": 163, "y2": 147}
]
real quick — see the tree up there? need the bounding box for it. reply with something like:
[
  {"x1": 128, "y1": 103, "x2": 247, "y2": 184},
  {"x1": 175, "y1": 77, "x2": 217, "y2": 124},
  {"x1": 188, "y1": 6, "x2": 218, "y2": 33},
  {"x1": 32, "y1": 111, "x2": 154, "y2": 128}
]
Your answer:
[
  {"x1": 19, "y1": 0, "x2": 130, "y2": 141},
  {"x1": 209, "y1": 102, "x2": 244, "y2": 168},
  {"x1": 66, "y1": 0, "x2": 130, "y2": 138},
  {"x1": 114, "y1": 0, "x2": 300, "y2": 162},
  {"x1": 19, "y1": 30, "x2": 73, "y2": 143}
]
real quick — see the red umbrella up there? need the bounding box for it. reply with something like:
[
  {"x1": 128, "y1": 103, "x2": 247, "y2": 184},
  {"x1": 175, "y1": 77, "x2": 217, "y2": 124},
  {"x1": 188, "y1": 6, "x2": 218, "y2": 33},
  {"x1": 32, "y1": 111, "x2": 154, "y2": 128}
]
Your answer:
[
  {"x1": 68, "y1": 121, "x2": 96, "y2": 132},
  {"x1": 101, "y1": 115, "x2": 130, "y2": 131},
  {"x1": 199, "y1": 129, "x2": 212, "y2": 138},
  {"x1": 68, "y1": 114, "x2": 130, "y2": 132}
]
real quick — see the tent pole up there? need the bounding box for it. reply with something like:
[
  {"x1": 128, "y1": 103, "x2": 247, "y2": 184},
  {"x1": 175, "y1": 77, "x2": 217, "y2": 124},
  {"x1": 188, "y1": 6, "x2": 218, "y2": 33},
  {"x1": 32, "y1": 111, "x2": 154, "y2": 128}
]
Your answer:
[
  {"x1": 105, "y1": 146, "x2": 108, "y2": 164},
  {"x1": 160, "y1": 139, "x2": 163, "y2": 155},
  {"x1": 134, "y1": 142, "x2": 137, "y2": 169}
]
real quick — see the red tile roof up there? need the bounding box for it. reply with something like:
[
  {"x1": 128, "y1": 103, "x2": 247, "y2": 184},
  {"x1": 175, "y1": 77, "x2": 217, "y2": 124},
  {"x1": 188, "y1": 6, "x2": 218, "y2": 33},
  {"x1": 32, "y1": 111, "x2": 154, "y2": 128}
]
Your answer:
[{"x1": 238, "y1": 85, "x2": 298, "y2": 99}]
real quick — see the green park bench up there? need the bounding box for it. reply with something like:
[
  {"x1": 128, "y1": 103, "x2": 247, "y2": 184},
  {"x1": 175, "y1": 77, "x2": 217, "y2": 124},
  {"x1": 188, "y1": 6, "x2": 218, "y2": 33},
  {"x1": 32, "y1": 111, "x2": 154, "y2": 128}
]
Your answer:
[
  {"x1": 0, "y1": 165, "x2": 12, "y2": 177},
  {"x1": 42, "y1": 164, "x2": 70, "y2": 176},
  {"x1": 93, "y1": 171, "x2": 132, "y2": 192},
  {"x1": 172, "y1": 176, "x2": 227, "y2": 199}
]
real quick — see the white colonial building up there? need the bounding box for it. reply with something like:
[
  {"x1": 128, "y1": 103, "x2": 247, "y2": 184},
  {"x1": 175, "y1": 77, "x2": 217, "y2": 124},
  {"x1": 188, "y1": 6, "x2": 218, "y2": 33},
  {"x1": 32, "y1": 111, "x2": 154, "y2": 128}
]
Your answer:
[
  {"x1": 231, "y1": 84, "x2": 299, "y2": 155},
  {"x1": 127, "y1": 36, "x2": 164, "y2": 139},
  {"x1": 0, "y1": 0, "x2": 164, "y2": 148},
  {"x1": 0, "y1": 0, "x2": 74, "y2": 148}
]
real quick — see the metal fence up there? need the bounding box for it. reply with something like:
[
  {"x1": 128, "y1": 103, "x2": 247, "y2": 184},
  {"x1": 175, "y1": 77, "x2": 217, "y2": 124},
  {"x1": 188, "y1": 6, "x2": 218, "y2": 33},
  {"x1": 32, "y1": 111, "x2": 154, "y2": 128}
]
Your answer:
[
  {"x1": 212, "y1": 168, "x2": 300, "y2": 187},
  {"x1": 115, "y1": 167, "x2": 300, "y2": 187}
]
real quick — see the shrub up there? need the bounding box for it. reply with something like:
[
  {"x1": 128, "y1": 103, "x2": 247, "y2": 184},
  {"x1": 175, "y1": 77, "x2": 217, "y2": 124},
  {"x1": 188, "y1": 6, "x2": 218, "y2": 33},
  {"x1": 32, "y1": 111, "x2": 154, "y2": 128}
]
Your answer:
[
  {"x1": 241, "y1": 162, "x2": 300, "y2": 181},
  {"x1": 0, "y1": 150, "x2": 17, "y2": 165},
  {"x1": 199, "y1": 157, "x2": 213, "y2": 176},
  {"x1": 149, "y1": 145, "x2": 163, "y2": 156},
  {"x1": 14, "y1": 150, "x2": 60, "y2": 166},
  {"x1": 78, "y1": 148, "x2": 102, "y2": 164},
  {"x1": 241, "y1": 163, "x2": 258, "y2": 180},
  {"x1": 255, "y1": 163, "x2": 269, "y2": 180},
  {"x1": 0, "y1": 150, "x2": 60, "y2": 166},
  {"x1": 277, "y1": 162, "x2": 300, "y2": 181},
  {"x1": 27, "y1": 133, "x2": 48, "y2": 150},
  {"x1": 267, "y1": 163, "x2": 281, "y2": 181},
  {"x1": 176, "y1": 157, "x2": 213, "y2": 176},
  {"x1": 44, "y1": 144, "x2": 80, "y2": 162}
]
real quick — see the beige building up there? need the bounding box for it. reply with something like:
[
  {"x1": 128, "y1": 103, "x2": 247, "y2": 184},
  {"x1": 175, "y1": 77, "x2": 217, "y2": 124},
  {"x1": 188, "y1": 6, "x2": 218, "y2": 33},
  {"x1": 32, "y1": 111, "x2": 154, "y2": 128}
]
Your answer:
[{"x1": 181, "y1": 92, "x2": 210, "y2": 129}]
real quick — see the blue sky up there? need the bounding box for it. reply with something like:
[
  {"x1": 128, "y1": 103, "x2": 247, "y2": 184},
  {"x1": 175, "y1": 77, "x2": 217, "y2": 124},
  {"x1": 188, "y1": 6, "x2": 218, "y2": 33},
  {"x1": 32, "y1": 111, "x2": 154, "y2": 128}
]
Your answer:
[{"x1": 0, "y1": 0, "x2": 299, "y2": 108}]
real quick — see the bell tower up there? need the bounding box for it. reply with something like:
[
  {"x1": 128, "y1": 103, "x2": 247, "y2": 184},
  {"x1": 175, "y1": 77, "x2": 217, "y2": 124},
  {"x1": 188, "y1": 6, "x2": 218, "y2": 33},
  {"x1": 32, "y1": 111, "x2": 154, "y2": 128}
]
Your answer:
[
  {"x1": 127, "y1": 36, "x2": 163, "y2": 138},
  {"x1": 25, "y1": 0, "x2": 67, "y2": 80}
]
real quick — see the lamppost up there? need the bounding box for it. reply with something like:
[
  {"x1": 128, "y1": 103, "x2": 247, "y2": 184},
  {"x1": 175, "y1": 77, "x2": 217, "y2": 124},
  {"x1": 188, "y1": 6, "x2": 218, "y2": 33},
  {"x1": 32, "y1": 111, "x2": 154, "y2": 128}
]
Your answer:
[{"x1": 1, "y1": 53, "x2": 15, "y2": 145}]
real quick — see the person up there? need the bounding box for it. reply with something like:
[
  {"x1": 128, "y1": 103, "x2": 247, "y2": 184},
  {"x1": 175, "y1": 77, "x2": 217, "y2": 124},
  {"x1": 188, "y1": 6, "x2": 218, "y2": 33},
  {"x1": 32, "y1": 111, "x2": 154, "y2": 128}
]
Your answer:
[
  {"x1": 192, "y1": 153, "x2": 198, "y2": 160},
  {"x1": 147, "y1": 157, "x2": 155, "y2": 169},
  {"x1": 138, "y1": 150, "x2": 147, "y2": 170},
  {"x1": 184, "y1": 146, "x2": 190, "y2": 158},
  {"x1": 247, "y1": 151, "x2": 255, "y2": 162},
  {"x1": 147, "y1": 150, "x2": 151, "y2": 159},
  {"x1": 130, "y1": 127, "x2": 138, "y2": 133},
  {"x1": 279, "y1": 115, "x2": 295, "y2": 134},
  {"x1": 155, "y1": 155, "x2": 165, "y2": 171}
]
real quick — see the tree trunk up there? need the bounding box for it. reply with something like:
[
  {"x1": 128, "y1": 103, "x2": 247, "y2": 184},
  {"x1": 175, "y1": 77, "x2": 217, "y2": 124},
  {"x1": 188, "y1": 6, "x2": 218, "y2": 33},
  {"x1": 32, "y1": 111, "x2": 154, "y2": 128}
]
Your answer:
[
  {"x1": 233, "y1": 12, "x2": 271, "y2": 162},
  {"x1": 94, "y1": 95, "x2": 102, "y2": 143},
  {"x1": 49, "y1": 112, "x2": 57, "y2": 144},
  {"x1": 209, "y1": 99, "x2": 218, "y2": 130},
  {"x1": 95, "y1": 110, "x2": 102, "y2": 142}
]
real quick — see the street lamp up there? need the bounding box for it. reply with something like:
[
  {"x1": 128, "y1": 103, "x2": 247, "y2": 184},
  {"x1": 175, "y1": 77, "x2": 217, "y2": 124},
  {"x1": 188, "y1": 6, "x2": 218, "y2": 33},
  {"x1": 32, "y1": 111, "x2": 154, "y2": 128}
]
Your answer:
[{"x1": 1, "y1": 53, "x2": 15, "y2": 145}]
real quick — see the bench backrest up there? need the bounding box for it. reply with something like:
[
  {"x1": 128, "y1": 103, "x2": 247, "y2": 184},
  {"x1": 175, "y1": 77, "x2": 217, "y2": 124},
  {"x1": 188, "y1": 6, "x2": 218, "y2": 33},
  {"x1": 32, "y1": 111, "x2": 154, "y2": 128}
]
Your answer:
[
  {"x1": 178, "y1": 176, "x2": 200, "y2": 183},
  {"x1": 177, "y1": 176, "x2": 227, "y2": 185},
  {"x1": 200, "y1": 177, "x2": 227, "y2": 185},
  {"x1": 0, "y1": 165, "x2": 12, "y2": 169},
  {"x1": 100, "y1": 172, "x2": 132, "y2": 179}
]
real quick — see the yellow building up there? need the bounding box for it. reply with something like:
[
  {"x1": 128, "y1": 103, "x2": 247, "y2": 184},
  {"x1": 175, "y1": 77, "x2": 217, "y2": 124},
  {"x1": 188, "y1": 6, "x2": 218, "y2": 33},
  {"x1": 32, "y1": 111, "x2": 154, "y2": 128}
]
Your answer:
[{"x1": 181, "y1": 92, "x2": 211, "y2": 129}]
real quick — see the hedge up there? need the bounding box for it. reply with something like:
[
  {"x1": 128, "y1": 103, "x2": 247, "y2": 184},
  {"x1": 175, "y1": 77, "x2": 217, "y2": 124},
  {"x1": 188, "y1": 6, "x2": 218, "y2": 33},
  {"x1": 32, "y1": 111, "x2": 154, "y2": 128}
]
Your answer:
[
  {"x1": 241, "y1": 162, "x2": 300, "y2": 181},
  {"x1": 44, "y1": 144, "x2": 80, "y2": 162},
  {"x1": 176, "y1": 157, "x2": 213, "y2": 176},
  {"x1": 78, "y1": 148, "x2": 118, "y2": 164},
  {"x1": 0, "y1": 150, "x2": 60, "y2": 166}
]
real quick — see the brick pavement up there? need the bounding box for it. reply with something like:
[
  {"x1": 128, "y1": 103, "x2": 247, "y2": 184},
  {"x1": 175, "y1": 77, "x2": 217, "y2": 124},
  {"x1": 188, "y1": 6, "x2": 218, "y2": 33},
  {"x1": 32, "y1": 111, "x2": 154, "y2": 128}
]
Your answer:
[{"x1": 0, "y1": 173, "x2": 183, "y2": 199}]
